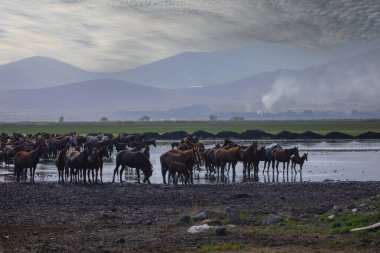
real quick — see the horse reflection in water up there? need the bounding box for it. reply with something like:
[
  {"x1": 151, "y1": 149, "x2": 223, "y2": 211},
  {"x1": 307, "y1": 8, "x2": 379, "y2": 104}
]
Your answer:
[{"x1": 262, "y1": 169, "x2": 303, "y2": 183}]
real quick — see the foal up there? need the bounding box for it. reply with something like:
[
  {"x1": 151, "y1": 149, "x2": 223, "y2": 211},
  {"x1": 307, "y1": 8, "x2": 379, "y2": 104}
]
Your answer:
[{"x1": 291, "y1": 153, "x2": 308, "y2": 173}]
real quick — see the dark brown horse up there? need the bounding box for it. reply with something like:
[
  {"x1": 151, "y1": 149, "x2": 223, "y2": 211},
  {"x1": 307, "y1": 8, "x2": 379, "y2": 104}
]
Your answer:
[
  {"x1": 112, "y1": 150, "x2": 152, "y2": 183},
  {"x1": 14, "y1": 141, "x2": 48, "y2": 183},
  {"x1": 56, "y1": 149, "x2": 67, "y2": 183},
  {"x1": 168, "y1": 161, "x2": 191, "y2": 185},
  {"x1": 128, "y1": 139, "x2": 156, "y2": 149},
  {"x1": 273, "y1": 147, "x2": 299, "y2": 174},
  {"x1": 95, "y1": 147, "x2": 110, "y2": 183},
  {"x1": 291, "y1": 153, "x2": 308, "y2": 173},
  {"x1": 65, "y1": 148, "x2": 96, "y2": 183},
  {"x1": 160, "y1": 148, "x2": 199, "y2": 184},
  {"x1": 170, "y1": 142, "x2": 179, "y2": 150}
]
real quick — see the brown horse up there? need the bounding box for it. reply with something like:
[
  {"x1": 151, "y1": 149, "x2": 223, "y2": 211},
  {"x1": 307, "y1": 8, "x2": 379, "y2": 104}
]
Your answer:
[
  {"x1": 168, "y1": 161, "x2": 191, "y2": 185},
  {"x1": 291, "y1": 153, "x2": 308, "y2": 173},
  {"x1": 214, "y1": 146, "x2": 244, "y2": 176},
  {"x1": 65, "y1": 148, "x2": 96, "y2": 183},
  {"x1": 95, "y1": 147, "x2": 110, "y2": 183},
  {"x1": 241, "y1": 143, "x2": 265, "y2": 178},
  {"x1": 273, "y1": 147, "x2": 299, "y2": 174},
  {"x1": 160, "y1": 148, "x2": 199, "y2": 184},
  {"x1": 112, "y1": 150, "x2": 152, "y2": 183},
  {"x1": 14, "y1": 141, "x2": 48, "y2": 183},
  {"x1": 56, "y1": 149, "x2": 67, "y2": 183},
  {"x1": 86, "y1": 147, "x2": 110, "y2": 183}
]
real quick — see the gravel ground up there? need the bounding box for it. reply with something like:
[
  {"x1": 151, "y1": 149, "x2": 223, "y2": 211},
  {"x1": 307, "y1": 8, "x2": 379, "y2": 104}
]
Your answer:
[{"x1": 0, "y1": 181, "x2": 380, "y2": 252}]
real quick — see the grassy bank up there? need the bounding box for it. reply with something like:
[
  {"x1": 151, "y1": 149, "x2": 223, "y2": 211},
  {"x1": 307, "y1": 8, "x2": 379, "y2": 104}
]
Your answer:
[{"x1": 0, "y1": 120, "x2": 380, "y2": 135}]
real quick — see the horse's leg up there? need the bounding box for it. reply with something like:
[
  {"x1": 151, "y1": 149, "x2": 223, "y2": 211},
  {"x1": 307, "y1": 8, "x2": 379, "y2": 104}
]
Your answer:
[
  {"x1": 161, "y1": 165, "x2": 167, "y2": 185},
  {"x1": 100, "y1": 165, "x2": 103, "y2": 183},
  {"x1": 83, "y1": 168, "x2": 87, "y2": 183},
  {"x1": 136, "y1": 168, "x2": 140, "y2": 183},
  {"x1": 112, "y1": 164, "x2": 120, "y2": 183},
  {"x1": 119, "y1": 165, "x2": 126, "y2": 183},
  {"x1": 287, "y1": 161, "x2": 290, "y2": 174}
]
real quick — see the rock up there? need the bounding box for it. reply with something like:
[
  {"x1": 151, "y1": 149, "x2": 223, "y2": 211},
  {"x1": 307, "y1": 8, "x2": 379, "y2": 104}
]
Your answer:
[
  {"x1": 330, "y1": 205, "x2": 343, "y2": 213},
  {"x1": 262, "y1": 214, "x2": 283, "y2": 225},
  {"x1": 350, "y1": 222, "x2": 380, "y2": 232},
  {"x1": 116, "y1": 238, "x2": 126, "y2": 244},
  {"x1": 224, "y1": 207, "x2": 240, "y2": 224},
  {"x1": 187, "y1": 224, "x2": 211, "y2": 234},
  {"x1": 179, "y1": 215, "x2": 191, "y2": 224},
  {"x1": 299, "y1": 213, "x2": 313, "y2": 220},
  {"x1": 193, "y1": 211, "x2": 208, "y2": 222},
  {"x1": 214, "y1": 226, "x2": 227, "y2": 236},
  {"x1": 328, "y1": 214, "x2": 335, "y2": 220},
  {"x1": 207, "y1": 220, "x2": 222, "y2": 227}
]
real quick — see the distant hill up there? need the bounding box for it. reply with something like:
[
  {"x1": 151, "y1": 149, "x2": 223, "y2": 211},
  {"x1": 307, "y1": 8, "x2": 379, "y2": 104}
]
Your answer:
[{"x1": 0, "y1": 56, "x2": 101, "y2": 90}]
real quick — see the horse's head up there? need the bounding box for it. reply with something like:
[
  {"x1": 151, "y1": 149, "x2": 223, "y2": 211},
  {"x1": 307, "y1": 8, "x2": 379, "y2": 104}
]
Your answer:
[
  {"x1": 38, "y1": 141, "x2": 49, "y2": 154},
  {"x1": 303, "y1": 153, "x2": 308, "y2": 161},
  {"x1": 152, "y1": 140, "x2": 156, "y2": 147},
  {"x1": 191, "y1": 147, "x2": 201, "y2": 169},
  {"x1": 99, "y1": 147, "x2": 110, "y2": 159},
  {"x1": 84, "y1": 148, "x2": 96, "y2": 164}
]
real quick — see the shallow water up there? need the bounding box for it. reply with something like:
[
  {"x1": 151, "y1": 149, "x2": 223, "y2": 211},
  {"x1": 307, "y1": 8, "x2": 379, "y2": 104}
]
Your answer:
[{"x1": 1, "y1": 140, "x2": 379, "y2": 184}]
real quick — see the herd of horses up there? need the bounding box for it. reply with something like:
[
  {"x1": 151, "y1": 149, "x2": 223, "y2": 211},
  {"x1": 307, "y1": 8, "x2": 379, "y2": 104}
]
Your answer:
[{"x1": 0, "y1": 133, "x2": 308, "y2": 184}]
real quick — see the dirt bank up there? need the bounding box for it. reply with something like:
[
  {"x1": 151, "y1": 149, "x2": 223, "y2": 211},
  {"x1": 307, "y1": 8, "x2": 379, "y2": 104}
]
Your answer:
[{"x1": 0, "y1": 182, "x2": 380, "y2": 252}]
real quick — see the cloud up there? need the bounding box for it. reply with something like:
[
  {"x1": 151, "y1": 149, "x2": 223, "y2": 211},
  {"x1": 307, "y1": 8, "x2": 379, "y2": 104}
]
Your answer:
[{"x1": 0, "y1": 0, "x2": 379, "y2": 71}]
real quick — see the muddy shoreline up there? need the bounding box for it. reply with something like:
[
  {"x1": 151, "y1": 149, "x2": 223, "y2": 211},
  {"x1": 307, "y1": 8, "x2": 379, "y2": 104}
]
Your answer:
[{"x1": 1, "y1": 181, "x2": 380, "y2": 252}]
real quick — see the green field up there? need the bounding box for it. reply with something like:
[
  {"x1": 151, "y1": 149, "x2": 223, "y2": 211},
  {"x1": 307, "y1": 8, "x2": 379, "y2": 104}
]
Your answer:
[{"x1": 0, "y1": 120, "x2": 380, "y2": 136}]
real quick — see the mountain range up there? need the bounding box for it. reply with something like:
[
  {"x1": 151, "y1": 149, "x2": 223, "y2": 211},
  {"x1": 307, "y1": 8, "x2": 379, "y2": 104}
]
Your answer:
[
  {"x1": 0, "y1": 46, "x2": 379, "y2": 121},
  {"x1": 2, "y1": 41, "x2": 380, "y2": 91}
]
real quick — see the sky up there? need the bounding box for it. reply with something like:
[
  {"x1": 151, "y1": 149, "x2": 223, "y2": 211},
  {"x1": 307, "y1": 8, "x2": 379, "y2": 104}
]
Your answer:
[{"x1": 1, "y1": 0, "x2": 380, "y2": 71}]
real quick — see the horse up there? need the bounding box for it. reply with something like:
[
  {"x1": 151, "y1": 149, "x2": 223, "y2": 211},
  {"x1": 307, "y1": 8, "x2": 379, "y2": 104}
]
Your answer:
[
  {"x1": 214, "y1": 146, "x2": 244, "y2": 176},
  {"x1": 160, "y1": 148, "x2": 199, "y2": 185},
  {"x1": 95, "y1": 147, "x2": 110, "y2": 183},
  {"x1": 3, "y1": 143, "x2": 27, "y2": 167},
  {"x1": 87, "y1": 147, "x2": 110, "y2": 183},
  {"x1": 203, "y1": 148, "x2": 219, "y2": 175},
  {"x1": 115, "y1": 142, "x2": 128, "y2": 152},
  {"x1": 262, "y1": 144, "x2": 282, "y2": 173},
  {"x1": 65, "y1": 148, "x2": 96, "y2": 183},
  {"x1": 171, "y1": 142, "x2": 179, "y2": 150},
  {"x1": 0, "y1": 151, "x2": 6, "y2": 166},
  {"x1": 112, "y1": 150, "x2": 153, "y2": 183},
  {"x1": 291, "y1": 153, "x2": 308, "y2": 173},
  {"x1": 273, "y1": 147, "x2": 299, "y2": 174},
  {"x1": 14, "y1": 141, "x2": 48, "y2": 183},
  {"x1": 241, "y1": 143, "x2": 265, "y2": 178},
  {"x1": 128, "y1": 139, "x2": 156, "y2": 149},
  {"x1": 56, "y1": 149, "x2": 67, "y2": 183},
  {"x1": 168, "y1": 162, "x2": 191, "y2": 185}
]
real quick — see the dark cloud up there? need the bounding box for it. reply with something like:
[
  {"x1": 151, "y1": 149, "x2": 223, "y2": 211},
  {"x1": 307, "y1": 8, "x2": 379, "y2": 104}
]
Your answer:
[{"x1": 0, "y1": 0, "x2": 379, "y2": 70}]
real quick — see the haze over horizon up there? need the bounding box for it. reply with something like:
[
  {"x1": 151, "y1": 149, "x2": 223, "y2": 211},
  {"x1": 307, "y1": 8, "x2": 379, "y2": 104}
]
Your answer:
[{"x1": 0, "y1": 0, "x2": 380, "y2": 121}]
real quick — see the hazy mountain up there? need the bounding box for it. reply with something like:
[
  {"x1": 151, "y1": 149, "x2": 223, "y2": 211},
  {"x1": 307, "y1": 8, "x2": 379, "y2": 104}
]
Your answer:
[
  {"x1": 109, "y1": 41, "x2": 380, "y2": 89},
  {"x1": 0, "y1": 56, "x2": 101, "y2": 90},
  {"x1": 0, "y1": 48, "x2": 379, "y2": 121},
  {"x1": 2, "y1": 41, "x2": 379, "y2": 91}
]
